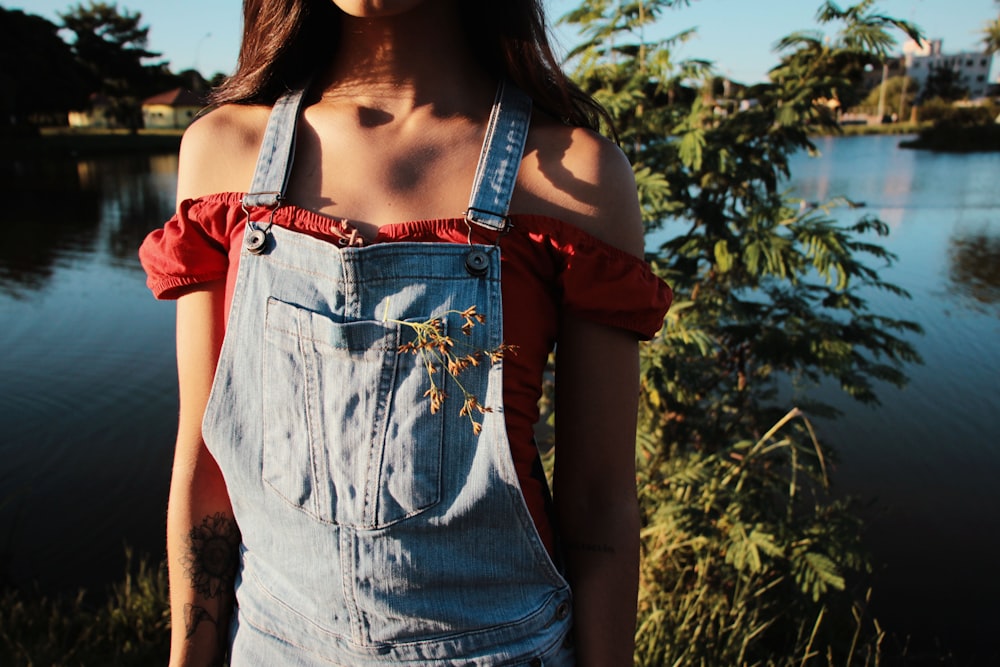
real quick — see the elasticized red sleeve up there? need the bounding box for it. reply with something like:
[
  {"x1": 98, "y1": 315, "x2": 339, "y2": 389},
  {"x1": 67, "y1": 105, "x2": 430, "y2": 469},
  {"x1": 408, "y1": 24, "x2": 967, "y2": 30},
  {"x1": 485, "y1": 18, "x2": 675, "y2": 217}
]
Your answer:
[
  {"x1": 138, "y1": 193, "x2": 246, "y2": 300},
  {"x1": 518, "y1": 216, "x2": 672, "y2": 340}
]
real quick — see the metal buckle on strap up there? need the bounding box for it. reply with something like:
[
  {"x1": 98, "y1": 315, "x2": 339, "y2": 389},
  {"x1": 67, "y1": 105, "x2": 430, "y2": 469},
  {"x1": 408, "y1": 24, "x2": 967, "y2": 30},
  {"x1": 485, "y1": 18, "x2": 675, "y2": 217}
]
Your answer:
[
  {"x1": 464, "y1": 206, "x2": 512, "y2": 234},
  {"x1": 241, "y1": 191, "x2": 283, "y2": 210},
  {"x1": 241, "y1": 194, "x2": 283, "y2": 255},
  {"x1": 462, "y1": 209, "x2": 512, "y2": 277},
  {"x1": 463, "y1": 208, "x2": 513, "y2": 244}
]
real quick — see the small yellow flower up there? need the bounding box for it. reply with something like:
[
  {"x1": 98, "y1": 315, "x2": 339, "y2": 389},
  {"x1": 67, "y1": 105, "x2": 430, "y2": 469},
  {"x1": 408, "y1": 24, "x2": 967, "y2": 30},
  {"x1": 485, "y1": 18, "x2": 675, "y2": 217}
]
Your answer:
[
  {"x1": 385, "y1": 305, "x2": 517, "y2": 434},
  {"x1": 423, "y1": 386, "x2": 446, "y2": 414}
]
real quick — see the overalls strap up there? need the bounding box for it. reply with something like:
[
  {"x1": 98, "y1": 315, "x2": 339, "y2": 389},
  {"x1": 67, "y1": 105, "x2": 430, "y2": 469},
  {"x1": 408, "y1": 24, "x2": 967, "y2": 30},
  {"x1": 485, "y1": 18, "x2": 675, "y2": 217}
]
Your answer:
[
  {"x1": 242, "y1": 87, "x2": 311, "y2": 209},
  {"x1": 465, "y1": 80, "x2": 533, "y2": 232},
  {"x1": 241, "y1": 80, "x2": 533, "y2": 230}
]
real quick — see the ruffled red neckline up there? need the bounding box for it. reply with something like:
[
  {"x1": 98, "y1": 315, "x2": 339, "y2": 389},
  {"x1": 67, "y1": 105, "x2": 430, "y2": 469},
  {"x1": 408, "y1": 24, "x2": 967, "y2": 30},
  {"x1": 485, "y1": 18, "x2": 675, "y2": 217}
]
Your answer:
[{"x1": 189, "y1": 191, "x2": 646, "y2": 265}]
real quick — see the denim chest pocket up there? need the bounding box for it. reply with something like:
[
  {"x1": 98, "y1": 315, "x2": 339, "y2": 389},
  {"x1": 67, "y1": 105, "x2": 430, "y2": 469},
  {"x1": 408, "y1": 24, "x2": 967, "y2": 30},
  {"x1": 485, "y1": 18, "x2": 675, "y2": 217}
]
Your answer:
[{"x1": 262, "y1": 297, "x2": 445, "y2": 529}]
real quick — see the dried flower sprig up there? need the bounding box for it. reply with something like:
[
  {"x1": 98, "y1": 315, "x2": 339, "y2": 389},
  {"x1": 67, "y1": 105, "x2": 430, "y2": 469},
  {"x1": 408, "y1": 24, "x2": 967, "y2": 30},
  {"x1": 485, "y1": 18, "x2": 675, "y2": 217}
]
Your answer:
[{"x1": 386, "y1": 305, "x2": 516, "y2": 435}]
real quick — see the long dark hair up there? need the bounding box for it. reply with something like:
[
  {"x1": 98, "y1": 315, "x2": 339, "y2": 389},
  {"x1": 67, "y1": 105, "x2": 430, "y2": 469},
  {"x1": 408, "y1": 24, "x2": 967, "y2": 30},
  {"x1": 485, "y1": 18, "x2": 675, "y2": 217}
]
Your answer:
[{"x1": 211, "y1": 0, "x2": 611, "y2": 133}]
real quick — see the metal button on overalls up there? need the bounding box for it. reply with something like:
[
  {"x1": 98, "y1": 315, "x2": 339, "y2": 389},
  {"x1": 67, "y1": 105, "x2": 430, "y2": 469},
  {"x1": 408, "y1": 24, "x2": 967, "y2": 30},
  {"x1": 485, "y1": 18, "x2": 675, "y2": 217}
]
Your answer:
[
  {"x1": 245, "y1": 227, "x2": 268, "y2": 254},
  {"x1": 465, "y1": 247, "x2": 490, "y2": 275}
]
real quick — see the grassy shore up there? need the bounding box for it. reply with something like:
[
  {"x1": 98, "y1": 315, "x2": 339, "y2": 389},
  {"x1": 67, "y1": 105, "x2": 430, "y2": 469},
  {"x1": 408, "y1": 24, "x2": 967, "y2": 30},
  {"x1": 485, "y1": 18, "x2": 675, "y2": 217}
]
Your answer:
[
  {"x1": 813, "y1": 121, "x2": 928, "y2": 137},
  {"x1": 802, "y1": 119, "x2": 1000, "y2": 151},
  {"x1": 899, "y1": 123, "x2": 1000, "y2": 151},
  {"x1": 4, "y1": 127, "x2": 184, "y2": 158},
  {"x1": 1, "y1": 551, "x2": 170, "y2": 666}
]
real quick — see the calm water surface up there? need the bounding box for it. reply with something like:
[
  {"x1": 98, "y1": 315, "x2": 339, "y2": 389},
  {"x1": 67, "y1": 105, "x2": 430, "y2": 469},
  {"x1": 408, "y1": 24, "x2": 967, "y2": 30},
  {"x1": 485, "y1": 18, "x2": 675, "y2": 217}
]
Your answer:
[
  {"x1": 787, "y1": 135, "x2": 1000, "y2": 664},
  {"x1": 0, "y1": 137, "x2": 997, "y2": 662},
  {"x1": 0, "y1": 156, "x2": 178, "y2": 591}
]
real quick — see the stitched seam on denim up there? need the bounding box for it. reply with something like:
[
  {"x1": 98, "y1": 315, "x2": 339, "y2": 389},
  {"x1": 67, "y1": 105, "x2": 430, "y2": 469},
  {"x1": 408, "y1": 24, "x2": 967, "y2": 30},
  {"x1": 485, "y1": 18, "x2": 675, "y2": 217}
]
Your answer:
[
  {"x1": 468, "y1": 82, "x2": 504, "y2": 208},
  {"x1": 341, "y1": 527, "x2": 365, "y2": 645}
]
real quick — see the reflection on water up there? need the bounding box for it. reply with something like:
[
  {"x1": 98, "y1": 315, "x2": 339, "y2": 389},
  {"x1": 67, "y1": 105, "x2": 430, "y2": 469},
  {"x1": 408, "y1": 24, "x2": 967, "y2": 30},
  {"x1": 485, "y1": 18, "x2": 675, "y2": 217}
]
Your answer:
[
  {"x1": 0, "y1": 154, "x2": 179, "y2": 592},
  {"x1": 0, "y1": 160, "x2": 101, "y2": 296},
  {"x1": 787, "y1": 137, "x2": 1000, "y2": 663},
  {"x1": 79, "y1": 155, "x2": 178, "y2": 270},
  {"x1": 0, "y1": 156, "x2": 176, "y2": 297},
  {"x1": 0, "y1": 140, "x2": 998, "y2": 662},
  {"x1": 949, "y1": 230, "x2": 1000, "y2": 312}
]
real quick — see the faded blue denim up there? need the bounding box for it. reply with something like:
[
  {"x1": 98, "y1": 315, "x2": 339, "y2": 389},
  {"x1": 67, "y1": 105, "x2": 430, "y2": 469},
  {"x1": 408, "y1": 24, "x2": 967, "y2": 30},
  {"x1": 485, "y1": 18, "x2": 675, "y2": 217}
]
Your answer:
[{"x1": 201, "y1": 82, "x2": 576, "y2": 665}]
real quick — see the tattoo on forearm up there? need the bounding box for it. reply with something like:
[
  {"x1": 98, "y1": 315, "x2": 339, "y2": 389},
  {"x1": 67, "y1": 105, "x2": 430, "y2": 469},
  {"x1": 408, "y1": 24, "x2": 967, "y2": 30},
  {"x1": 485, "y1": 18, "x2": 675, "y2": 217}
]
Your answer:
[
  {"x1": 183, "y1": 513, "x2": 241, "y2": 599},
  {"x1": 184, "y1": 603, "x2": 218, "y2": 639},
  {"x1": 184, "y1": 603, "x2": 228, "y2": 666},
  {"x1": 565, "y1": 540, "x2": 617, "y2": 555}
]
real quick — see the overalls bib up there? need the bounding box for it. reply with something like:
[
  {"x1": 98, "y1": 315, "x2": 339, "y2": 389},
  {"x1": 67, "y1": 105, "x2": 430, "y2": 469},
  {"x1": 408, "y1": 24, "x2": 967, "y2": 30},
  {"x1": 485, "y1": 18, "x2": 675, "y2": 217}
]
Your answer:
[{"x1": 201, "y1": 82, "x2": 575, "y2": 665}]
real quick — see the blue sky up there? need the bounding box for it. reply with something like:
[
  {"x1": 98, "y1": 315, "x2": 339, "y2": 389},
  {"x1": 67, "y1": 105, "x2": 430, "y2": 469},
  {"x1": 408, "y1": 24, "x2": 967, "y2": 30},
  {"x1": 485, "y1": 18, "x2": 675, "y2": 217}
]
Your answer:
[{"x1": 12, "y1": 0, "x2": 999, "y2": 84}]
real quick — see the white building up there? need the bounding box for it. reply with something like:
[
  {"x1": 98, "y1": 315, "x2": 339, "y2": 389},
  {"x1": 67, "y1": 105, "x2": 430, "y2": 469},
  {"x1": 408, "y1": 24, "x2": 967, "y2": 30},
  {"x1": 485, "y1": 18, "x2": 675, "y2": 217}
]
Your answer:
[{"x1": 903, "y1": 39, "x2": 994, "y2": 100}]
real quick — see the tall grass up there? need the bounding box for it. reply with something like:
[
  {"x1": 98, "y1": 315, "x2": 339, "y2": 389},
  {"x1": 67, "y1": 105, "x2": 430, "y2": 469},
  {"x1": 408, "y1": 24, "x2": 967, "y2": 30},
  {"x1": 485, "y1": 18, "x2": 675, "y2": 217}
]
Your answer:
[
  {"x1": 634, "y1": 409, "x2": 884, "y2": 666},
  {"x1": 0, "y1": 550, "x2": 169, "y2": 666}
]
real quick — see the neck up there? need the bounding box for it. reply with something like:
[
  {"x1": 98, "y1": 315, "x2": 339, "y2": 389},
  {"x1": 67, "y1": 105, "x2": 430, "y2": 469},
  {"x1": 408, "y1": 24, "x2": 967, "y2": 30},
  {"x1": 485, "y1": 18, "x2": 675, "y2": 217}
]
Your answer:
[{"x1": 319, "y1": 1, "x2": 493, "y2": 114}]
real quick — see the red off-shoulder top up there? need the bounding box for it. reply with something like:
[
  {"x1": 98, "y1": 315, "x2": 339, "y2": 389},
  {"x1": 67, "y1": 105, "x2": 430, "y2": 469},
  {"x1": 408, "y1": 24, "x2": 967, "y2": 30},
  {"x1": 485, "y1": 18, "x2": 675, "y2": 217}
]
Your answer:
[{"x1": 139, "y1": 193, "x2": 672, "y2": 553}]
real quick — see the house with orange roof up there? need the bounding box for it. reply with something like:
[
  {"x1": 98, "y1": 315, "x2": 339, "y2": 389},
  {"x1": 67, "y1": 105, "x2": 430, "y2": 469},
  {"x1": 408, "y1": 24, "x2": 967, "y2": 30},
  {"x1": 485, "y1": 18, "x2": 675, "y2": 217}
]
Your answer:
[{"x1": 141, "y1": 88, "x2": 206, "y2": 129}]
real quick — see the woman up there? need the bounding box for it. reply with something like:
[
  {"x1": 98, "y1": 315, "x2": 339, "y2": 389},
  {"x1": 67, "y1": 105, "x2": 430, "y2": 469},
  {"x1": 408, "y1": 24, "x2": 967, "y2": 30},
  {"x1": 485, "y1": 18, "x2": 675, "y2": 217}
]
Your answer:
[{"x1": 140, "y1": 0, "x2": 671, "y2": 664}]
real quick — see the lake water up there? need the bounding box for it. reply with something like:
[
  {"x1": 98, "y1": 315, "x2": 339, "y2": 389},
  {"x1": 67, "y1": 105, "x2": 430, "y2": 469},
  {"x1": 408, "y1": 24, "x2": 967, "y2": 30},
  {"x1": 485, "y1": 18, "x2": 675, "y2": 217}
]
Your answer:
[
  {"x1": 0, "y1": 136, "x2": 997, "y2": 664},
  {"x1": 786, "y1": 136, "x2": 1000, "y2": 665}
]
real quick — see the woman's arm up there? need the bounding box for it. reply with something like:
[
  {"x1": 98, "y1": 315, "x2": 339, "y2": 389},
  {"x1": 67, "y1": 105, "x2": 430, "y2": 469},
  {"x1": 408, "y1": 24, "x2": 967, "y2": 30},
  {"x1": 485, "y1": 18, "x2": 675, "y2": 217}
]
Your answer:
[
  {"x1": 167, "y1": 281, "x2": 239, "y2": 667},
  {"x1": 554, "y1": 316, "x2": 641, "y2": 667},
  {"x1": 528, "y1": 123, "x2": 646, "y2": 665},
  {"x1": 165, "y1": 110, "x2": 263, "y2": 666}
]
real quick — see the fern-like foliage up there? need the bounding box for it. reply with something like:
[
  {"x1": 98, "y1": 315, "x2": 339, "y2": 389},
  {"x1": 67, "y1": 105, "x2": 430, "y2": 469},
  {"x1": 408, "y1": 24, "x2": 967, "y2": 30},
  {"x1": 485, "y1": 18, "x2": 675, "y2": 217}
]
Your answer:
[
  {"x1": 557, "y1": 1, "x2": 925, "y2": 664},
  {"x1": 634, "y1": 410, "x2": 879, "y2": 665}
]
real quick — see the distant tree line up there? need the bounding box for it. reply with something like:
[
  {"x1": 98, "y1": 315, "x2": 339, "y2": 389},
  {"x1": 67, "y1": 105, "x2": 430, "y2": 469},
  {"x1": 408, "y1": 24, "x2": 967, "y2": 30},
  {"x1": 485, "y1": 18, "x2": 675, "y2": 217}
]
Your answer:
[{"x1": 0, "y1": 1, "x2": 222, "y2": 131}]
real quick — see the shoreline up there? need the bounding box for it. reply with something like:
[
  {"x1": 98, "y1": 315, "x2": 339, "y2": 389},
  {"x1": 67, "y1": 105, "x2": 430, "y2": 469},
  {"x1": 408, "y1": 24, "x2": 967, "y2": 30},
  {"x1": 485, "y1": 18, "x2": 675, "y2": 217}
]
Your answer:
[
  {"x1": 899, "y1": 123, "x2": 1000, "y2": 152},
  {"x1": 815, "y1": 121, "x2": 927, "y2": 137},
  {"x1": 4, "y1": 120, "x2": 996, "y2": 160},
  {"x1": 3, "y1": 128, "x2": 183, "y2": 158}
]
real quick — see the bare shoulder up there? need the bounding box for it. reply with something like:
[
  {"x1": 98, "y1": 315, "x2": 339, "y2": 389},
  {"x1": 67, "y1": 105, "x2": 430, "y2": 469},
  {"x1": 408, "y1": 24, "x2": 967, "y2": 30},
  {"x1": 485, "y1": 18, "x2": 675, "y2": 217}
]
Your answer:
[
  {"x1": 516, "y1": 117, "x2": 644, "y2": 258},
  {"x1": 175, "y1": 103, "x2": 272, "y2": 205}
]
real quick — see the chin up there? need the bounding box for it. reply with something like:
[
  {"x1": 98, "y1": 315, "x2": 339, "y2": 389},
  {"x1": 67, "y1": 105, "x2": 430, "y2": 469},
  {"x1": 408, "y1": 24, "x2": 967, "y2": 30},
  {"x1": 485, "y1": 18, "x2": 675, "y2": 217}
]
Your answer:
[{"x1": 332, "y1": 0, "x2": 431, "y2": 18}]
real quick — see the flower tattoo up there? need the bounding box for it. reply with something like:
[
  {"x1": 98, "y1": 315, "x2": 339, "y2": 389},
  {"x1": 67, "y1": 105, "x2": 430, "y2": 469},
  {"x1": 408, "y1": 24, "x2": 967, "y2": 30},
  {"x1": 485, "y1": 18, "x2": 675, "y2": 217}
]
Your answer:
[{"x1": 184, "y1": 513, "x2": 241, "y2": 599}]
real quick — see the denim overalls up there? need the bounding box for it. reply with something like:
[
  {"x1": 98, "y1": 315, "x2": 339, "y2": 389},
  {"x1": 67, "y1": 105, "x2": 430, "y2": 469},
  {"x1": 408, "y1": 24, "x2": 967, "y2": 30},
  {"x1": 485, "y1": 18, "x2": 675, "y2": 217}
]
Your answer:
[{"x1": 201, "y1": 81, "x2": 575, "y2": 665}]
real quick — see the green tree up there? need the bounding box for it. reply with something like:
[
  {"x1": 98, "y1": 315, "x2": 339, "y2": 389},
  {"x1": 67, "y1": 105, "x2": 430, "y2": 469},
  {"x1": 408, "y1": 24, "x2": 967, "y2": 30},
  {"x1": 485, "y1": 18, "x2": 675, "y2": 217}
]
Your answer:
[
  {"x1": 560, "y1": 1, "x2": 922, "y2": 663},
  {"x1": 59, "y1": 1, "x2": 164, "y2": 128},
  {"x1": 176, "y1": 69, "x2": 211, "y2": 94},
  {"x1": 0, "y1": 8, "x2": 89, "y2": 128},
  {"x1": 984, "y1": 0, "x2": 1000, "y2": 54},
  {"x1": 855, "y1": 74, "x2": 917, "y2": 119},
  {"x1": 209, "y1": 72, "x2": 229, "y2": 89}
]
